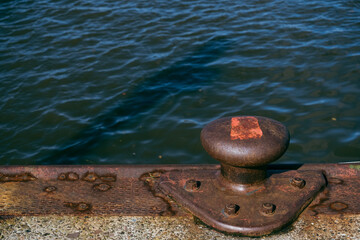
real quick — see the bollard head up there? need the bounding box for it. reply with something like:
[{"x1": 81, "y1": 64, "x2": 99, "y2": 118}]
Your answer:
[{"x1": 201, "y1": 116, "x2": 290, "y2": 167}]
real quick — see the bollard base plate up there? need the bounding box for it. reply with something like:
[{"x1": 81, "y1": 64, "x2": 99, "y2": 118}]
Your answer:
[{"x1": 157, "y1": 169, "x2": 326, "y2": 236}]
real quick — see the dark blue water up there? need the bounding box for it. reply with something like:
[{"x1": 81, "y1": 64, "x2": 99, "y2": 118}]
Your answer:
[{"x1": 1, "y1": 0, "x2": 359, "y2": 165}]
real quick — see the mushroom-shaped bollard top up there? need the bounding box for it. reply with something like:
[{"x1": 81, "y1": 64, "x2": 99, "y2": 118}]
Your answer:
[{"x1": 201, "y1": 116, "x2": 289, "y2": 185}]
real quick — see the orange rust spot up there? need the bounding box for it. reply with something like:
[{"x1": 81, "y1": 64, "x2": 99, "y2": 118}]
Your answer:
[{"x1": 230, "y1": 117, "x2": 263, "y2": 140}]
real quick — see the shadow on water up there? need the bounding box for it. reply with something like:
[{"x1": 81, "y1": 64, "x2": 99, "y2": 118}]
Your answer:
[{"x1": 41, "y1": 36, "x2": 232, "y2": 164}]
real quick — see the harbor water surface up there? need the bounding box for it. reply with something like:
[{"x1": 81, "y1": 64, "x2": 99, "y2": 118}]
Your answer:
[{"x1": 1, "y1": 0, "x2": 359, "y2": 165}]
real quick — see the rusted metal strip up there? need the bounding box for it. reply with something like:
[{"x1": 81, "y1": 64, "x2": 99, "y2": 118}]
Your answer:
[
  {"x1": 0, "y1": 165, "x2": 219, "y2": 218},
  {"x1": 0, "y1": 164, "x2": 359, "y2": 217}
]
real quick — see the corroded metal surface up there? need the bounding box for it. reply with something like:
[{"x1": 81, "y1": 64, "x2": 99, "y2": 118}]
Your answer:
[
  {"x1": 201, "y1": 116, "x2": 289, "y2": 167},
  {"x1": 0, "y1": 164, "x2": 359, "y2": 218},
  {"x1": 201, "y1": 116, "x2": 290, "y2": 186},
  {"x1": 0, "y1": 165, "x2": 213, "y2": 217},
  {"x1": 301, "y1": 163, "x2": 360, "y2": 216}
]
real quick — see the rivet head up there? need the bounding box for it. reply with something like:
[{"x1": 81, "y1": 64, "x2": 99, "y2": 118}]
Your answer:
[
  {"x1": 290, "y1": 177, "x2": 306, "y2": 189},
  {"x1": 77, "y1": 202, "x2": 90, "y2": 211},
  {"x1": 185, "y1": 180, "x2": 201, "y2": 192},
  {"x1": 44, "y1": 186, "x2": 57, "y2": 192},
  {"x1": 58, "y1": 173, "x2": 67, "y2": 180},
  {"x1": 224, "y1": 203, "x2": 240, "y2": 216},
  {"x1": 83, "y1": 172, "x2": 98, "y2": 182},
  {"x1": 260, "y1": 203, "x2": 276, "y2": 216}
]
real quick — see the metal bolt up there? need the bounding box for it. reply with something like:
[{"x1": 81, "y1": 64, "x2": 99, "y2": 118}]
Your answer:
[
  {"x1": 290, "y1": 177, "x2": 306, "y2": 189},
  {"x1": 83, "y1": 172, "x2": 98, "y2": 182},
  {"x1": 185, "y1": 180, "x2": 201, "y2": 192},
  {"x1": 224, "y1": 203, "x2": 240, "y2": 216},
  {"x1": 260, "y1": 203, "x2": 276, "y2": 216},
  {"x1": 44, "y1": 186, "x2": 57, "y2": 192},
  {"x1": 77, "y1": 202, "x2": 90, "y2": 211},
  {"x1": 58, "y1": 173, "x2": 67, "y2": 180}
]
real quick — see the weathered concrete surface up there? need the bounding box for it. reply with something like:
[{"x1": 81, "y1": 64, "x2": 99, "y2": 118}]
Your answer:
[{"x1": 0, "y1": 214, "x2": 359, "y2": 239}]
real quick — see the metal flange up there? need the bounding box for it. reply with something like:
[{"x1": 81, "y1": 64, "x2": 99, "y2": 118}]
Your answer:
[{"x1": 158, "y1": 168, "x2": 325, "y2": 236}]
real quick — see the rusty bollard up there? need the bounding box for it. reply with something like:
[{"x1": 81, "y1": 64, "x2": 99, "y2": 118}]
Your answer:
[
  {"x1": 157, "y1": 115, "x2": 326, "y2": 236},
  {"x1": 201, "y1": 116, "x2": 289, "y2": 188}
]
